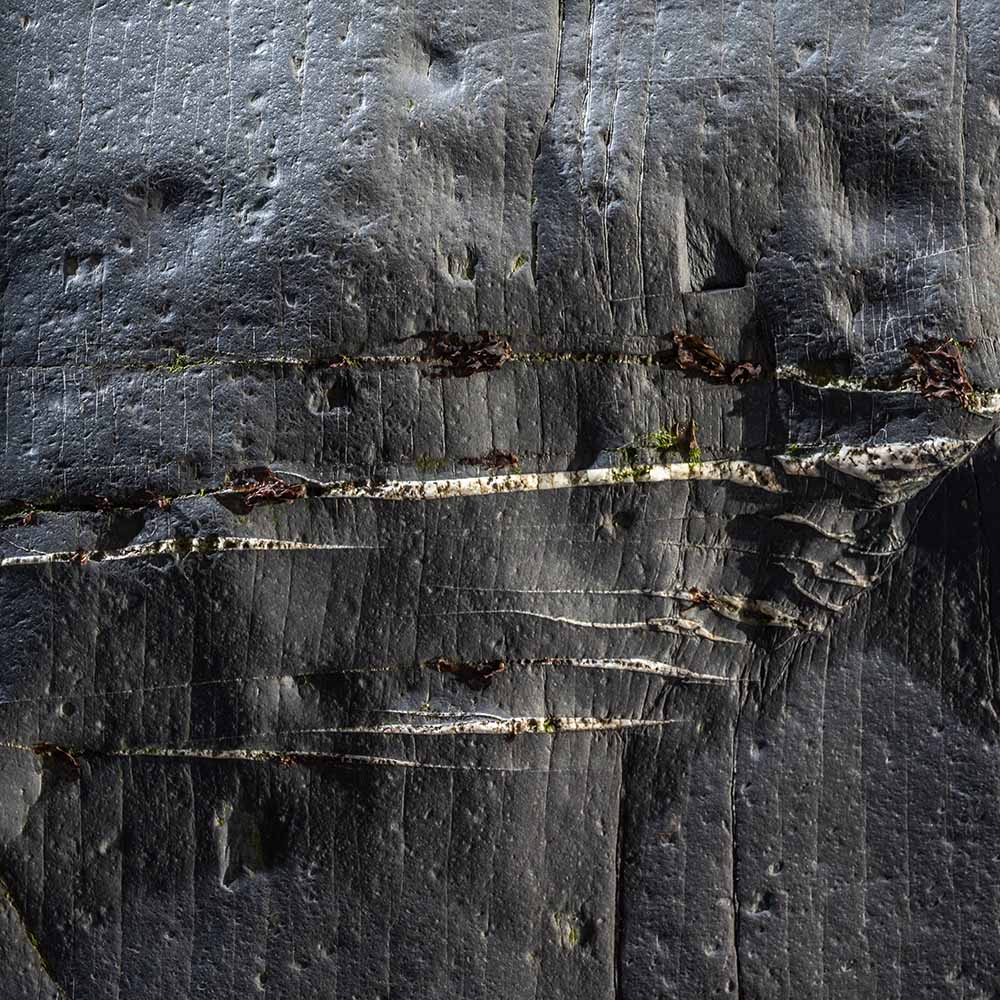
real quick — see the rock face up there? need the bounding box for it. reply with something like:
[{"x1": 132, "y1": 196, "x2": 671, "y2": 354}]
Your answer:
[{"x1": 3, "y1": 1, "x2": 1000, "y2": 997}]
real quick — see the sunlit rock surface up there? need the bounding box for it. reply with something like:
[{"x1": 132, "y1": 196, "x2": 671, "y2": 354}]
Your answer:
[{"x1": 3, "y1": 2, "x2": 1000, "y2": 997}]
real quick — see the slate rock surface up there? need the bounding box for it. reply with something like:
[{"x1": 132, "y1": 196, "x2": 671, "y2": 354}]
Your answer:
[{"x1": 2, "y1": 1, "x2": 1000, "y2": 997}]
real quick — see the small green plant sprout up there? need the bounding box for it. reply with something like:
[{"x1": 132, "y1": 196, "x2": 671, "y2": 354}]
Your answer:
[
  {"x1": 509, "y1": 252, "x2": 529, "y2": 275},
  {"x1": 541, "y1": 716, "x2": 559, "y2": 734},
  {"x1": 637, "y1": 426, "x2": 679, "y2": 451},
  {"x1": 679, "y1": 418, "x2": 701, "y2": 465}
]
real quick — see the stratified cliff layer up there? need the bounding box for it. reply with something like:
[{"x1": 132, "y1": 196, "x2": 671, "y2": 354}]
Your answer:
[{"x1": 3, "y1": 2, "x2": 1000, "y2": 997}]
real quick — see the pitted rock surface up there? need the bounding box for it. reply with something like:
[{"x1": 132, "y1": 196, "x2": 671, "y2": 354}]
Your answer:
[{"x1": 3, "y1": 2, "x2": 1000, "y2": 998}]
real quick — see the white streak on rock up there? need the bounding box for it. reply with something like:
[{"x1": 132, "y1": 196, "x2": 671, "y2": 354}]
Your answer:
[
  {"x1": 778, "y1": 437, "x2": 975, "y2": 502},
  {"x1": 427, "y1": 608, "x2": 742, "y2": 642},
  {"x1": 0, "y1": 536, "x2": 369, "y2": 569},
  {"x1": 270, "y1": 460, "x2": 785, "y2": 498}
]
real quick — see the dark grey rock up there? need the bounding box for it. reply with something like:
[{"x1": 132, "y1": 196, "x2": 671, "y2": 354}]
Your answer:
[{"x1": 3, "y1": 1, "x2": 1000, "y2": 997}]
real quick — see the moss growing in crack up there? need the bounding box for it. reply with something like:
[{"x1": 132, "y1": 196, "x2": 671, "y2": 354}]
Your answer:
[
  {"x1": 541, "y1": 716, "x2": 559, "y2": 734},
  {"x1": 415, "y1": 454, "x2": 448, "y2": 473},
  {"x1": 149, "y1": 351, "x2": 226, "y2": 375},
  {"x1": 967, "y1": 389, "x2": 999, "y2": 412},
  {"x1": 688, "y1": 446, "x2": 702, "y2": 466},
  {"x1": 329, "y1": 354, "x2": 361, "y2": 369},
  {"x1": 612, "y1": 425, "x2": 682, "y2": 464},
  {"x1": 161, "y1": 351, "x2": 219, "y2": 374},
  {"x1": 617, "y1": 445, "x2": 639, "y2": 466},
  {"x1": 552, "y1": 912, "x2": 583, "y2": 949},
  {"x1": 609, "y1": 425, "x2": 684, "y2": 480},
  {"x1": 510, "y1": 252, "x2": 529, "y2": 275},
  {"x1": 610, "y1": 438, "x2": 657, "y2": 482}
]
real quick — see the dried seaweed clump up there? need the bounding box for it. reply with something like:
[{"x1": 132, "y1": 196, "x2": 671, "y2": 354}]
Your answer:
[
  {"x1": 221, "y1": 468, "x2": 307, "y2": 514},
  {"x1": 465, "y1": 449, "x2": 520, "y2": 471},
  {"x1": 907, "y1": 338, "x2": 974, "y2": 403},
  {"x1": 671, "y1": 331, "x2": 762, "y2": 384},
  {"x1": 427, "y1": 657, "x2": 506, "y2": 691},
  {"x1": 32, "y1": 742, "x2": 81, "y2": 778},
  {"x1": 417, "y1": 330, "x2": 513, "y2": 378}
]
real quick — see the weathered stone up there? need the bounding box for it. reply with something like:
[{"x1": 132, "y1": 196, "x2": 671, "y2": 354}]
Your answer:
[{"x1": 3, "y1": 1, "x2": 1000, "y2": 997}]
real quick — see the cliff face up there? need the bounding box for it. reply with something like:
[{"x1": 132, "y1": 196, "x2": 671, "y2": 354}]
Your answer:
[{"x1": 3, "y1": 2, "x2": 1000, "y2": 997}]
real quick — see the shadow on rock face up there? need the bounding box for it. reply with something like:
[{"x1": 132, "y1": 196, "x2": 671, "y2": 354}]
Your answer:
[
  {"x1": 878, "y1": 432, "x2": 1000, "y2": 739},
  {"x1": 217, "y1": 797, "x2": 293, "y2": 888}
]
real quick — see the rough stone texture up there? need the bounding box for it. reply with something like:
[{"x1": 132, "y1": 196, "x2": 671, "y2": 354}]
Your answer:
[{"x1": 2, "y1": 1, "x2": 1000, "y2": 997}]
